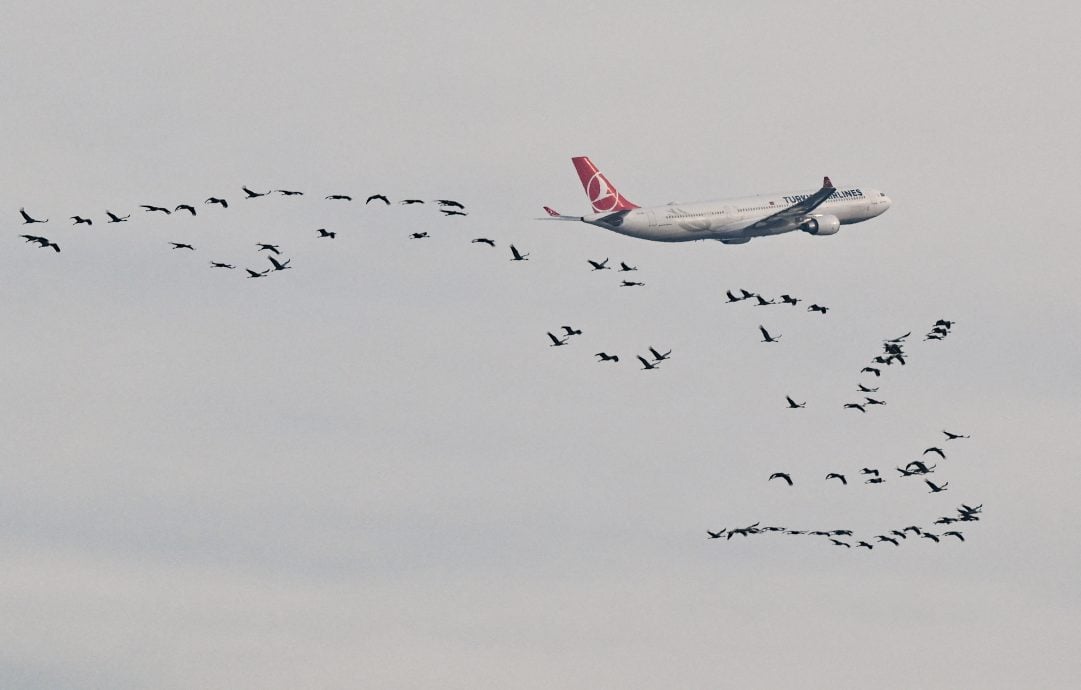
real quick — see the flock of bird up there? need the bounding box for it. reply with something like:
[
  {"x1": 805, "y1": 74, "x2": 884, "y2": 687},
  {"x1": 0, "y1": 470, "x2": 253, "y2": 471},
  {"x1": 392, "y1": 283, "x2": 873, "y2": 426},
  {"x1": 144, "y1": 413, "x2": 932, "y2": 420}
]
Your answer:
[
  {"x1": 14, "y1": 182, "x2": 977, "y2": 555},
  {"x1": 708, "y1": 499, "x2": 981, "y2": 549},
  {"x1": 546, "y1": 324, "x2": 671, "y2": 371},
  {"x1": 16, "y1": 191, "x2": 470, "y2": 273},
  {"x1": 711, "y1": 323, "x2": 981, "y2": 551},
  {"x1": 585, "y1": 257, "x2": 646, "y2": 287}
]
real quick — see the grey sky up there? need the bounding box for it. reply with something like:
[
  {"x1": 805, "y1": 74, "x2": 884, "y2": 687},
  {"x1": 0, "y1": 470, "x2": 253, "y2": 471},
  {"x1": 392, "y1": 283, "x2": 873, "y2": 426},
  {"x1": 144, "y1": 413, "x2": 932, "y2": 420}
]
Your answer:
[{"x1": 3, "y1": 2, "x2": 1080, "y2": 688}]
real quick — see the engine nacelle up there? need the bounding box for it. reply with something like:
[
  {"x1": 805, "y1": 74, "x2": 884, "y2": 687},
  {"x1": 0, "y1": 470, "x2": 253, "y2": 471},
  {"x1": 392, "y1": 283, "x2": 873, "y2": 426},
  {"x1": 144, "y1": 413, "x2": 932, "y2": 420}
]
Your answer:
[{"x1": 800, "y1": 214, "x2": 841, "y2": 236}]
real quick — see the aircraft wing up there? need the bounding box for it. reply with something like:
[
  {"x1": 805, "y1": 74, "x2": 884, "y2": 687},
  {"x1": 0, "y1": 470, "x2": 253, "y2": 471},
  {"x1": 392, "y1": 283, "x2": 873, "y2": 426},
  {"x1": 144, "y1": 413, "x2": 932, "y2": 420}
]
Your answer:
[
  {"x1": 744, "y1": 176, "x2": 835, "y2": 232},
  {"x1": 536, "y1": 205, "x2": 581, "y2": 221}
]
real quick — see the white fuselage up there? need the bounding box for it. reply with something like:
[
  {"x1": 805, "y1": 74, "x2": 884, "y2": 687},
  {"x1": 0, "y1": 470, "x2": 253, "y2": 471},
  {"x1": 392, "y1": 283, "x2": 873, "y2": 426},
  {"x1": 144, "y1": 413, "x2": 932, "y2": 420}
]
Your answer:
[{"x1": 582, "y1": 186, "x2": 891, "y2": 242}]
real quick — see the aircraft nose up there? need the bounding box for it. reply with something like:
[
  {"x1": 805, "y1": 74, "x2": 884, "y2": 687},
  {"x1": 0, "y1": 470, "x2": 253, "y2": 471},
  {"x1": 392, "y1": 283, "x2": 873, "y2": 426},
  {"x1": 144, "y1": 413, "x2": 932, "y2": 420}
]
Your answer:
[{"x1": 877, "y1": 192, "x2": 892, "y2": 213}]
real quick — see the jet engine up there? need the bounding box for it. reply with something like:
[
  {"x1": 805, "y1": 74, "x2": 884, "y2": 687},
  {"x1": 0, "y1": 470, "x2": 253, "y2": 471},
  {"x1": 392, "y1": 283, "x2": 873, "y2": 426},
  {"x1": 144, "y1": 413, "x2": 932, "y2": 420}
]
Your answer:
[{"x1": 800, "y1": 214, "x2": 841, "y2": 235}]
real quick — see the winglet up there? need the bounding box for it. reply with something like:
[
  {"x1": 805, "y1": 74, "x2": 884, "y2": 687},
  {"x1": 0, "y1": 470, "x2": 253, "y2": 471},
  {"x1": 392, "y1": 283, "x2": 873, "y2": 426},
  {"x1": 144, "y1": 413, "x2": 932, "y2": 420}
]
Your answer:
[
  {"x1": 823, "y1": 176, "x2": 834, "y2": 188},
  {"x1": 544, "y1": 206, "x2": 560, "y2": 216}
]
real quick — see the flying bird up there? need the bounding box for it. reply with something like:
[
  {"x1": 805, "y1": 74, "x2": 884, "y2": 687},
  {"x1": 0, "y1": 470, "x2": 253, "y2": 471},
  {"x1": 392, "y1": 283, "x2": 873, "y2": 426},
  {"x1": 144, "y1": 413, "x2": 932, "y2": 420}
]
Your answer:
[
  {"x1": 205, "y1": 197, "x2": 228, "y2": 208},
  {"x1": 547, "y1": 332, "x2": 568, "y2": 347},
  {"x1": 509, "y1": 245, "x2": 529, "y2": 261},
  {"x1": 785, "y1": 396, "x2": 805, "y2": 409},
  {"x1": 21, "y1": 235, "x2": 59, "y2": 252},
  {"x1": 267, "y1": 256, "x2": 292, "y2": 271},
  {"x1": 923, "y1": 447, "x2": 946, "y2": 459},
  {"x1": 174, "y1": 204, "x2": 197, "y2": 215},
  {"x1": 19, "y1": 208, "x2": 48, "y2": 224},
  {"x1": 588, "y1": 258, "x2": 610, "y2": 270},
  {"x1": 169, "y1": 242, "x2": 195, "y2": 250},
  {"x1": 400, "y1": 199, "x2": 424, "y2": 205},
  {"x1": 876, "y1": 535, "x2": 900, "y2": 546},
  {"x1": 860, "y1": 468, "x2": 880, "y2": 476},
  {"x1": 780, "y1": 294, "x2": 801, "y2": 305},
  {"x1": 769, "y1": 472, "x2": 793, "y2": 486},
  {"x1": 316, "y1": 228, "x2": 337, "y2": 238},
  {"x1": 649, "y1": 347, "x2": 671, "y2": 361},
  {"x1": 366, "y1": 194, "x2": 390, "y2": 205},
  {"x1": 275, "y1": 189, "x2": 304, "y2": 196},
  {"x1": 857, "y1": 384, "x2": 879, "y2": 393},
  {"x1": 71, "y1": 216, "x2": 92, "y2": 225},
  {"x1": 210, "y1": 262, "x2": 235, "y2": 269},
  {"x1": 440, "y1": 209, "x2": 467, "y2": 216},
  {"x1": 754, "y1": 295, "x2": 776, "y2": 306},
  {"x1": 903, "y1": 461, "x2": 936, "y2": 474},
  {"x1": 921, "y1": 532, "x2": 941, "y2": 542},
  {"x1": 105, "y1": 211, "x2": 129, "y2": 223},
  {"x1": 865, "y1": 477, "x2": 885, "y2": 484},
  {"x1": 856, "y1": 541, "x2": 874, "y2": 550},
  {"x1": 246, "y1": 268, "x2": 269, "y2": 278},
  {"x1": 595, "y1": 352, "x2": 620, "y2": 362},
  {"x1": 256, "y1": 243, "x2": 281, "y2": 254},
  {"x1": 943, "y1": 531, "x2": 965, "y2": 541},
  {"x1": 825, "y1": 473, "x2": 847, "y2": 485},
  {"x1": 618, "y1": 262, "x2": 637, "y2": 272},
  {"x1": 141, "y1": 204, "x2": 171, "y2": 214},
  {"x1": 620, "y1": 280, "x2": 645, "y2": 287},
  {"x1": 829, "y1": 539, "x2": 851, "y2": 548},
  {"x1": 759, "y1": 325, "x2": 781, "y2": 343},
  {"x1": 807, "y1": 304, "x2": 829, "y2": 314},
  {"x1": 409, "y1": 232, "x2": 429, "y2": 239},
  {"x1": 844, "y1": 403, "x2": 867, "y2": 413},
  {"x1": 561, "y1": 326, "x2": 582, "y2": 336},
  {"x1": 925, "y1": 479, "x2": 949, "y2": 493},
  {"x1": 242, "y1": 186, "x2": 268, "y2": 198},
  {"x1": 471, "y1": 238, "x2": 495, "y2": 246},
  {"x1": 325, "y1": 194, "x2": 352, "y2": 200},
  {"x1": 725, "y1": 290, "x2": 743, "y2": 303},
  {"x1": 861, "y1": 367, "x2": 881, "y2": 377},
  {"x1": 436, "y1": 199, "x2": 465, "y2": 209},
  {"x1": 943, "y1": 430, "x2": 970, "y2": 440},
  {"x1": 707, "y1": 530, "x2": 725, "y2": 539},
  {"x1": 636, "y1": 355, "x2": 659, "y2": 370},
  {"x1": 864, "y1": 397, "x2": 887, "y2": 406}
]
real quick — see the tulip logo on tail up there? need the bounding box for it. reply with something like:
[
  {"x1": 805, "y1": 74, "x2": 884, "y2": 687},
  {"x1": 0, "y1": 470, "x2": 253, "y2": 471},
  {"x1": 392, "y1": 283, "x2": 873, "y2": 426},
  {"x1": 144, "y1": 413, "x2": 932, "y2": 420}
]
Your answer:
[
  {"x1": 572, "y1": 156, "x2": 638, "y2": 213},
  {"x1": 587, "y1": 172, "x2": 620, "y2": 212}
]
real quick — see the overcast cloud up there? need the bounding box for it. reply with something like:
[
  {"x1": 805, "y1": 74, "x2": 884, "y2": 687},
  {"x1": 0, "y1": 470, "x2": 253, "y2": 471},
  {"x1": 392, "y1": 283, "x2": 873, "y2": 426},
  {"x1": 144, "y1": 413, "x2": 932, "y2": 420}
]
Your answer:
[{"x1": 2, "y1": 2, "x2": 1080, "y2": 688}]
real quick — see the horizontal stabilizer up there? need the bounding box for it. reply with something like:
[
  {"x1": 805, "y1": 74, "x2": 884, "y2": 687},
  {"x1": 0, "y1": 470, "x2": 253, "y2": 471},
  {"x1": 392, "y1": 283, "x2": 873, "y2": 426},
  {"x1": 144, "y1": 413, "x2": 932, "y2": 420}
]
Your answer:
[{"x1": 536, "y1": 206, "x2": 581, "y2": 221}]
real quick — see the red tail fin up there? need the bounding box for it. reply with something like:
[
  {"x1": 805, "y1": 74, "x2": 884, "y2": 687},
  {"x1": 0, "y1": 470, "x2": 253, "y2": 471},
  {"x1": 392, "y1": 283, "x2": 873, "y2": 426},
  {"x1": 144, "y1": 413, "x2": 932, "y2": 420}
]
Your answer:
[{"x1": 571, "y1": 156, "x2": 638, "y2": 213}]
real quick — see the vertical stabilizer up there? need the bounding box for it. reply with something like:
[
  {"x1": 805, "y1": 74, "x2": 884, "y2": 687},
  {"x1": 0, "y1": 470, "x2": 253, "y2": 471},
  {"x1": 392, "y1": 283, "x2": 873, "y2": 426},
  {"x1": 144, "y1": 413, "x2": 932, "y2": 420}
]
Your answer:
[{"x1": 571, "y1": 156, "x2": 639, "y2": 213}]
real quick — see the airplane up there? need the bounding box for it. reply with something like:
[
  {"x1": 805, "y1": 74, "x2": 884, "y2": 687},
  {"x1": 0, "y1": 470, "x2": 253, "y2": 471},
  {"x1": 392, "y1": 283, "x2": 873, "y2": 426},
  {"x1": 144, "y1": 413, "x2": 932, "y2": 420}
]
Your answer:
[{"x1": 541, "y1": 156, "x2": 891, "y2": 244}]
